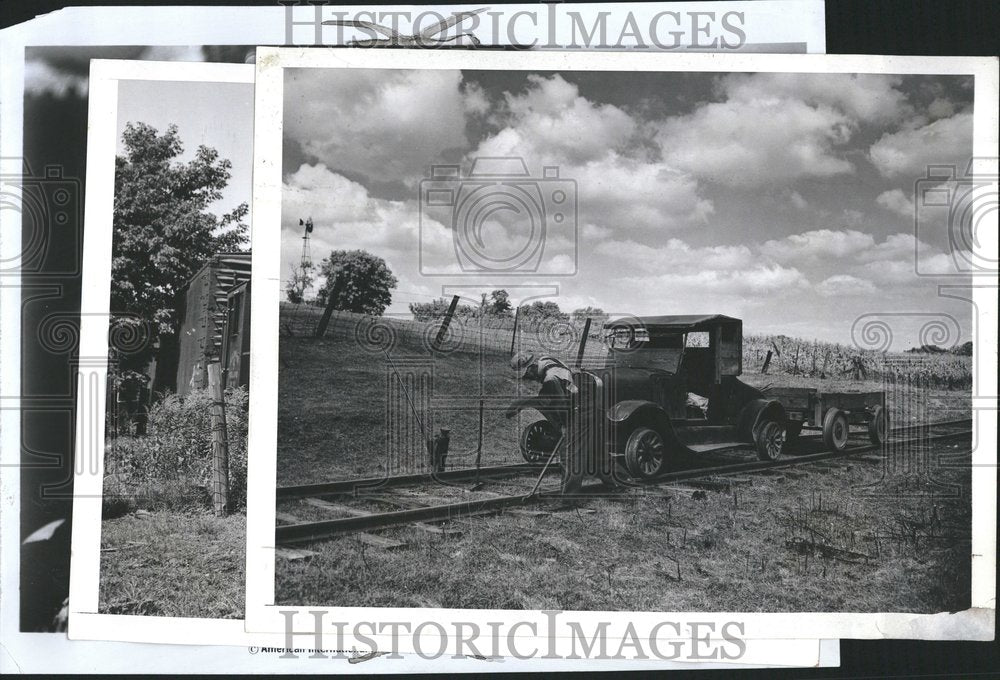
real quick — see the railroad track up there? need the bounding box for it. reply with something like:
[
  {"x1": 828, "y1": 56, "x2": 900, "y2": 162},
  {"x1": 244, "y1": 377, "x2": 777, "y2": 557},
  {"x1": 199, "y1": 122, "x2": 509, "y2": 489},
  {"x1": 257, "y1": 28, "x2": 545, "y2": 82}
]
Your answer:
[{"x1": 275, "y1": 417, "x2": 973, "y2": 546}]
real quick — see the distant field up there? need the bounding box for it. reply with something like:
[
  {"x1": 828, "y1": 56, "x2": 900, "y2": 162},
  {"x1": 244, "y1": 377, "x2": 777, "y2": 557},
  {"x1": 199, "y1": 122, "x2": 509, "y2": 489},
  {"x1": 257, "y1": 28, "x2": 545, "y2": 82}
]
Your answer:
[
  {"x1": 282, "y1": 303, "x2": 972, "y2": 389},
  {"x1": 277, "y1": 305, "x2": 971, "y2": 485}
]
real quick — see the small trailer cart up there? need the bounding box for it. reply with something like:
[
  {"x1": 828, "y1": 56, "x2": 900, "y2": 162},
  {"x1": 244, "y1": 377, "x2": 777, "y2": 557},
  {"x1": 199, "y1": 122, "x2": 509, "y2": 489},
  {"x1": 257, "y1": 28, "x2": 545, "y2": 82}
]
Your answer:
[{"x1": 768, "y1": 387, "x2": 887, "y2": 452}]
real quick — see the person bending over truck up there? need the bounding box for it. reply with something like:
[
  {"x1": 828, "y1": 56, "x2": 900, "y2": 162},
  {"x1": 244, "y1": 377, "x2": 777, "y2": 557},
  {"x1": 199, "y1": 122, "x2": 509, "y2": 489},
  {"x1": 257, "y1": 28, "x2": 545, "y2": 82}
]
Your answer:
[{"x1": 510, "y1": 352, "x2": 619, "y2": 496}]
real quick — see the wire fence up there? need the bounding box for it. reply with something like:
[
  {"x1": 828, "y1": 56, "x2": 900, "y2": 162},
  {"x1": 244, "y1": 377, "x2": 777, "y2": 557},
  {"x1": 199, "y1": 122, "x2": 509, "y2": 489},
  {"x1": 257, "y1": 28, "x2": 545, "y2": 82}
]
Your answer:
[{"x1": 279, "y1": 303, "x2": 972, "y2": 389}]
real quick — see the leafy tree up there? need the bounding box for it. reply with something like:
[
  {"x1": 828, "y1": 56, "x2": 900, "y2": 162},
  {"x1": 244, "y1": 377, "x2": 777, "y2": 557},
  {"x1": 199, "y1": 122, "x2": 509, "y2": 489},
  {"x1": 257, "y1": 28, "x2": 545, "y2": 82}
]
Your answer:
[
  {"x1": 517, "y1": 301, "x2": 569, "y2": 328},
  {"x1": 409, "y1": 297, "x2": 479, "y2": 321},
  {"x1": 489, "y1": 289, "x2": 513, "y2": 317},
  {"x1": 111, "y1": 122, "x2": 248, "y2": 385},
  {"x1": 410, "y1": 290, "x2": 515, "y2": 322},
  {"x1": 952, "y1": 340, "x2": 973, "y2": 356},
  {"x1": 572, "y1": 306, "x2": 609, "y2": 327},
  {"x1": 316, "y1": 249, "x2": 398, "y2": 315},
  {"x1": 286, "y1": 260, "x2": 314, "y2": 304}
]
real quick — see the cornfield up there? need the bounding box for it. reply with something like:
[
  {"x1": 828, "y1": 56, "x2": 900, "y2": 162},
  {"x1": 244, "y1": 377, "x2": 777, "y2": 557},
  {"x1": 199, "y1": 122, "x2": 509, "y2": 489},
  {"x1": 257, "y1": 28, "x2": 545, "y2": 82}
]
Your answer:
[{"x1": 279, "y1": 303, "x2": 972, "y2": 390}]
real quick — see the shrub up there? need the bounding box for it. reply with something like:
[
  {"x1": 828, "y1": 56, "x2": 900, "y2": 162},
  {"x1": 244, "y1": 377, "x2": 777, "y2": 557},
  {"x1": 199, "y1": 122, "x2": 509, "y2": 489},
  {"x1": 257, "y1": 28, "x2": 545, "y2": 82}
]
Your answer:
[{"x1": 104, "y1": 386, "x2": 249, "y2": 511}]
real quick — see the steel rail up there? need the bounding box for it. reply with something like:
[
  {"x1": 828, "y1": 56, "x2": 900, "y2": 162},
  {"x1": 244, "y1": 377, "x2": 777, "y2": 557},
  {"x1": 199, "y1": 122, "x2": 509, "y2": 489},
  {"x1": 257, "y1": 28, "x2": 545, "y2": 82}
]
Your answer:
[
  {"x1": 276, "y1": 423, "x2": 973, "y2": 545},
  {"x1": 277, "y1": 419, "x2": 973, "y2": 499},
  {"x1": 276, "y1": 462, "x2": 554, "y2": 500}
]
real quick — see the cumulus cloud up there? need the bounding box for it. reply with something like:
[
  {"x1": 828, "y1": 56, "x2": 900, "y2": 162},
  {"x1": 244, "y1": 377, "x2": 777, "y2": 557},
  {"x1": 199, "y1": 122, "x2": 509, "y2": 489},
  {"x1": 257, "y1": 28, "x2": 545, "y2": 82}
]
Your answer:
[
  {"x1": 717, "y1": 73, "x2": 913, "y2": 124},
  {"x1": 876, "y1": 189, "x2": 915, "y2": 217},
  {"x1": 868, "y1": 111, "x2": 973, "y2": 179},
  {"x1": 653, "y1": 73, "x2": 915, "y2": 188},
  {"x1": 283, "y1": 68, "x2": 476, "y2": 187},
  {"x1": 471, "y1": 74, "x2": 711, "y2": 232},
  {"x1": 621, "y1": 265, "x2": 809, "y2": 297},
  {"x1": 816, "y1": 274, "x2": 877, "y2": 297},
  {"x1": 488, "y1": 74, "x2": 637, "y2": 164},
  {"x1": 594, "y1": 238, "x2": 753, "y2": 273},
  {"x1": 657, "y1": 95, "x2": 854, "y2": 187},
  {"x1": 760, "y1": 229, "x2": 876, "y2": 263}
]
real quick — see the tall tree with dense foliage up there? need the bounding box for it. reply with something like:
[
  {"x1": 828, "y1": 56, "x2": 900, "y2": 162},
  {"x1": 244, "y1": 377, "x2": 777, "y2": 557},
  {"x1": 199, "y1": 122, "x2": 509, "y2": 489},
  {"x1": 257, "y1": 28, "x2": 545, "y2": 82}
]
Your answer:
[
  {"x1": 316, "y1": 249, "x2": 398, "y2": 316},
  {"x1": 489, "y1": 289, "x2": 513, "y2": 317},
  {"x1": 111, "y1": 122, "x2": 248, "y2": 384}
]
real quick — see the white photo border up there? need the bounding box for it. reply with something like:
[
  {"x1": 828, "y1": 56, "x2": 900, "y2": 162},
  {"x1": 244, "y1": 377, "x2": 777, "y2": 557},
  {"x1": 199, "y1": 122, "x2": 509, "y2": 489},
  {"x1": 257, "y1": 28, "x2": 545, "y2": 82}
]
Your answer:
[{"x1": 65, "y1": 59, "x2": 264, "y2": 644}]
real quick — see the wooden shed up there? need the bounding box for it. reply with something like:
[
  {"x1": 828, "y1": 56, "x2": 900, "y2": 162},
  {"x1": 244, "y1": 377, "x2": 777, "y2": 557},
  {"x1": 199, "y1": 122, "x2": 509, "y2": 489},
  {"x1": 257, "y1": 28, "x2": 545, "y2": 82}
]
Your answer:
[{"x1": 173, "y1": 251, "x2": 252, "y2": 395}]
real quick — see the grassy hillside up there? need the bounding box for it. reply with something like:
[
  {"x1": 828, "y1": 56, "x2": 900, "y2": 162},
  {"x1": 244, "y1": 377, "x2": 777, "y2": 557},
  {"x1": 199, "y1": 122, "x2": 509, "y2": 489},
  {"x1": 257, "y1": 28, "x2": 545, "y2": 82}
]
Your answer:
[{"x1": 277, "y1": 305, "x2": 970, "y2": 485}]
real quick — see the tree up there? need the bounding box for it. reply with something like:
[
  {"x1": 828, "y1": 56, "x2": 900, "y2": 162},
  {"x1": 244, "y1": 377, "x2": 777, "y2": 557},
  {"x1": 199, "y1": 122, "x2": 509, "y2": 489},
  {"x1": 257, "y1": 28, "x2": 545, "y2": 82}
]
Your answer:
[
  {"x1": 111, "y1": 122, "x2": 248, "y2": 385},
  {"x1": 952, "y1": 340, "x2": 973, "y2": 356},
  {"x1": 517, "y1": 301, "x2": 569, "y2": 328},
  {"x1": 286, "y1": 260, "x2": 314, "y2": 304},
  {"x1": 316, "y1": 249, "x2": 398, "y2": 316},
  {"x1": 489, "y1": 289, "x2": 513, "y2": 317},
  {"x1": 572, "y1": 306, "x2": 609, "y2": 328}
]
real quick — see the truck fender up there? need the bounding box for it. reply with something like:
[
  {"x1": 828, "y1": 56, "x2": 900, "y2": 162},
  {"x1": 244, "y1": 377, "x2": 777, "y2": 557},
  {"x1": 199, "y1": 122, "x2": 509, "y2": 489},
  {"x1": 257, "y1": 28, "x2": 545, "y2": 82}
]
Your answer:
[
  {"x1": 737, "y1": 398, "x2": 787, "y2": 442},
  {"x1": 504, "y1": 395, "x2": 570, "y2": 419},
  {"x1": 606, "y1": 400, "x2": 684, "y2": 450}
]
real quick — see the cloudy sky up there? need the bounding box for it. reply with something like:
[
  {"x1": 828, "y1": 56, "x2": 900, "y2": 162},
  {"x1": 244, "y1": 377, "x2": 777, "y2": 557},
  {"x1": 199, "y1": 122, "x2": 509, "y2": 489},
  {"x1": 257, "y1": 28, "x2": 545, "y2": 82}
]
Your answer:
[{"x1": 279, "y1": 67, "x2": 975, "y2": 347}]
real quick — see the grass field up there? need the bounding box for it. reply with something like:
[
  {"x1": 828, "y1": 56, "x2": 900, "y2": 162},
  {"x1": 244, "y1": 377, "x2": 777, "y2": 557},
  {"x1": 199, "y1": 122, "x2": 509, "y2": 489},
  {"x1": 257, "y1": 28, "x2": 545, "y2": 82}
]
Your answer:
[
  {"x1": 99, "y1": 511, "x2": 245, "y2": 618},
  {"x1": 275, "y1": 310, "x2": 974, "y2": 614},
  {"x1": 276, "y1": 436, "x2": 972, "y2": 612}
]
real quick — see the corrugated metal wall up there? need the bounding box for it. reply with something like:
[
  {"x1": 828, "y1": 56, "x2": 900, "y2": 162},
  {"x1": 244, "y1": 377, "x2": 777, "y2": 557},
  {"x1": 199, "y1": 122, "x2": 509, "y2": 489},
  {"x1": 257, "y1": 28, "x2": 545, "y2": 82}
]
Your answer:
[{"x1": 175, "y1": 252, "x2": 251, "y2": 395}]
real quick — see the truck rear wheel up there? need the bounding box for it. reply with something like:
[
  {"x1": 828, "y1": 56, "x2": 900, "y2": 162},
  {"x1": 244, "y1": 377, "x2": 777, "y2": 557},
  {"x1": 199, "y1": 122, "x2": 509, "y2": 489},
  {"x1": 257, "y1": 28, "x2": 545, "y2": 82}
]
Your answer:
[
  {"x1": 822, "y1": 408, "x2": 849, "y2": 452},
  {"x1": 754, "y1": 420, "x2": 785, "y2": 461}
]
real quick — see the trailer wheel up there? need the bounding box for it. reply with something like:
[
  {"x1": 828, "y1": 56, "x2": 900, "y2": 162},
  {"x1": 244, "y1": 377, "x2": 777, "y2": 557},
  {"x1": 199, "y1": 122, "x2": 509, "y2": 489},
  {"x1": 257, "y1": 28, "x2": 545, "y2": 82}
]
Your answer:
[
  {"x1": 519, "y1": 419, "x2": 559, "y2": 463},
  {"x1": 867, "y1": 405, "x2": 888, "y2": 446},
  {"x1": 822, "y1": 408, "x2": 849, "y2": 452},
  {"x1": 624, "y1": 427, "x2": 667, "y2": 479},
  {"x1": 754, "y1": 420, "x2": 785, "y2": 461}
]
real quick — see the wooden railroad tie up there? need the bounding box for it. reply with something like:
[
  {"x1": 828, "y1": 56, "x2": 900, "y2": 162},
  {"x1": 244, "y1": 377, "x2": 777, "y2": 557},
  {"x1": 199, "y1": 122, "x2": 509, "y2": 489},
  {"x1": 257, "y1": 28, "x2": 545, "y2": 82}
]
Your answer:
[
  {"x1": 302, "y1": 497, "x2": 371, "y2": 516},
  {"x1": 355, "y1": 533, "x2": 407, "y2": 550},
  {"x1": 506, "y1": 508, "x2": 552, "y2": 518},
  {"x1": 412, "y1": 522, "x2": 463, "y2": 537},
  {"x1": 276, "y1": 511, "x2": 302, "y2": 525},
  {"x1": 276, "y1": 547, "x2": 319, "y2": 561}
]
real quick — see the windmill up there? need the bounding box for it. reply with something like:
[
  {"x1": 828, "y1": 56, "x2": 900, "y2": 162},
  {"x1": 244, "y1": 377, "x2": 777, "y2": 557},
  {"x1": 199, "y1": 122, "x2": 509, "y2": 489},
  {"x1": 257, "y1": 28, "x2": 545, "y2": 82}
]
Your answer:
[
  {"x1": 288, "y1": 217, "x2": 314, "y2": 303},
  {"x1": 299, "y1": 217, "x2": 314, "y2": 272}
]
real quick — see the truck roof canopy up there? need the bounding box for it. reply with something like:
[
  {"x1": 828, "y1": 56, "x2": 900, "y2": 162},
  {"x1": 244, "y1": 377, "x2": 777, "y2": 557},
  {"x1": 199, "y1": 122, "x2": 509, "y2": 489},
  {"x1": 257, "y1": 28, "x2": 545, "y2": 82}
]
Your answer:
[{"x1": 604, "y1": 314, "x2": 742, "y2": 332}]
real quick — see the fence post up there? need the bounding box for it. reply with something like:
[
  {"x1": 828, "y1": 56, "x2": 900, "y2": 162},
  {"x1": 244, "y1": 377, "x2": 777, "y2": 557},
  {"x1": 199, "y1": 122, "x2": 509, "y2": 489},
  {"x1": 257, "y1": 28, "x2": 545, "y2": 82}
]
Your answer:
[
  {"x1": 510, "y1": 306, "x2": 520, "y2": 356},
  {"x1": 576, "y1": 317, "x2": 592, "y2": 367},
  {"x1": 761, "y1": 349, "x2": 773, "y2": 374},
  {"x1": 315, "y1": 273, "x2": 344, "y2": 339},
  {"x1": 433, "y1": 295, "x2": 460, "y2": 352},
  {"x1": 207, "y1": 361, "x2": 230, "y2": 516}
]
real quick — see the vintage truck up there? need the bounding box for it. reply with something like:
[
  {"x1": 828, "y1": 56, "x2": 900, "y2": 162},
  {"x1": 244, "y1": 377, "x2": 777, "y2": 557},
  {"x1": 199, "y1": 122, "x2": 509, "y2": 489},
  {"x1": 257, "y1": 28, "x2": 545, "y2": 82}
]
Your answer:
[{"x1": 510, "y1": 314, "x2": 789, "y2": 479}]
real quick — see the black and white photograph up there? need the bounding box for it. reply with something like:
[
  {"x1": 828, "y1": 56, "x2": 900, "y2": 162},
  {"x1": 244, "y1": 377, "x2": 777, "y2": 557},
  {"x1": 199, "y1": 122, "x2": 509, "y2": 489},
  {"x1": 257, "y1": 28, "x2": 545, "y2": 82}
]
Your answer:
[
  {"x1": 60, "y1": 59, "x2": 256, "y2": 632},
  {"x1": 2, "y1": 1, "x2": 999, "y2": 675},
  {"x1": 246, "y1": 48, "x2": 996, "y2": 644}
]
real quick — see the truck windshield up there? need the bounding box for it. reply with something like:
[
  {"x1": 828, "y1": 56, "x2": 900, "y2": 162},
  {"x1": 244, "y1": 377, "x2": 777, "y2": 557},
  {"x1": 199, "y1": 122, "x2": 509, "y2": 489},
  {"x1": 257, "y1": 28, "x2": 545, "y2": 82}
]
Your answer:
[{"x1": 604, "y1": 329, "x2": 683, "y2": 372}]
